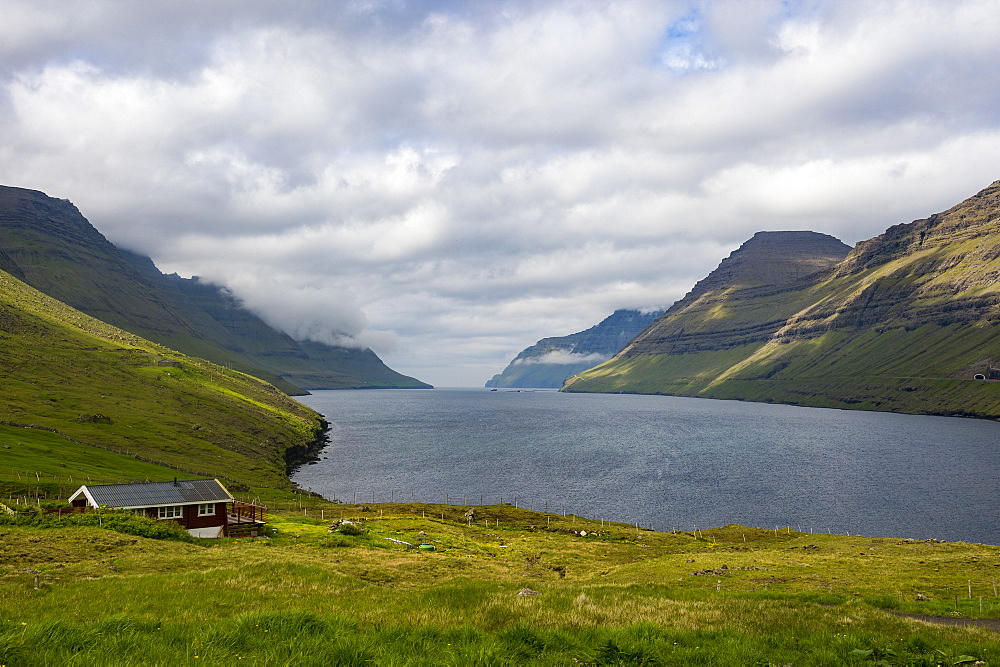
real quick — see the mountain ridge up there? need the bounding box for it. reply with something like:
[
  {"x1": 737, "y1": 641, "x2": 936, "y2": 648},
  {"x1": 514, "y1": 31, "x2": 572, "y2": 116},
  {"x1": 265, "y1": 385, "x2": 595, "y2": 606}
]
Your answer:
[
  {"x1": 564, "y1": 181, "x2": 1000, "y2": 419},
  {"x1": 0, "y1": 185, "x2": 430, "y2": 393},
  {"x1": 486, "y1": 308, "x2": 664, "y2": 388},
  {"x1": 618, "y1": 231, "x2": 851, "y2": 358}
]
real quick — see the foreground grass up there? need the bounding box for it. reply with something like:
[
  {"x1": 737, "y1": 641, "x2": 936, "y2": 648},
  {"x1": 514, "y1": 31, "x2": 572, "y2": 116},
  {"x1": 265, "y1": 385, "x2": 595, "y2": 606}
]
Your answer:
[{"x1": 1, "y1": 505, "x2": 997, "y2": 665}]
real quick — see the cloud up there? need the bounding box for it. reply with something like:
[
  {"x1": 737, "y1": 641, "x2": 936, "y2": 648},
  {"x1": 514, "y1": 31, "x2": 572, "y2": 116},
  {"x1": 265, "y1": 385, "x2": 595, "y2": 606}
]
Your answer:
[
  {"x1": 213, "y1": 277, "x2": 379, "y2": 350},
  {"x1": 514, "y1": 351, "x2": 610, "y2": 366},
  {"x1": 1, "y1": 0, "x2": 999, "y2": 386}
]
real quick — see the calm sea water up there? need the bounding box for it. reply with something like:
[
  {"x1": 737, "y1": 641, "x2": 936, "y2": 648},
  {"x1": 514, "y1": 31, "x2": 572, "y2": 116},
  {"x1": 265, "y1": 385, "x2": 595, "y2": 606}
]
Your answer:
[{"x1": 293, "y1": 389, "x2": 1000, "y2": 544}]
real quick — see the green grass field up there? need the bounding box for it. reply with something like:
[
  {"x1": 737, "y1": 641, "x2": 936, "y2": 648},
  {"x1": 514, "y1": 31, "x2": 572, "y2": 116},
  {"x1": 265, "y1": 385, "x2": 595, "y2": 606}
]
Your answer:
[{"x1": 1, "y1": 502, "x2": 997, "y2": 665}]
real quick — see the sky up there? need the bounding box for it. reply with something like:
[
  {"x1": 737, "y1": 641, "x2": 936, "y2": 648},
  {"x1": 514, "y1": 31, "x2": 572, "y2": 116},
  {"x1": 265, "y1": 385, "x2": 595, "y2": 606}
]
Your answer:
[{"x1": 2, "y1": 0, "x2": 999, "y2": 387}]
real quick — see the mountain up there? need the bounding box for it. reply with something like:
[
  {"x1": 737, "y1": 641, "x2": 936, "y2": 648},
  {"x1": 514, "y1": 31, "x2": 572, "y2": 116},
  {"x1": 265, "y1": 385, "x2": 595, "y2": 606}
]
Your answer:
[
  {"x1": 613, "y1": 231, "x2": 853, "y2": 358},
  {"x1": 0, "y1": 186, "x2": 430, "y2": 393},
  {"x1": 0, "y1": 266, "x2": 325, "y2": 494},
  {"x1": 563, "y1": 181, "x2": 1000, "y2": 418},
  {"x1": 486, "y1": 309, "x2": 664, "y2": 388}
]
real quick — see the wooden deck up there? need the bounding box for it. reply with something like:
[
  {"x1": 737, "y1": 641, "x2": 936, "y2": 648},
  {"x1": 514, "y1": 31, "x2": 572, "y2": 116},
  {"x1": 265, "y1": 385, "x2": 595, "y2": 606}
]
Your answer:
[{"x1": 228, "y1": 501, "x2": 267, "y2": 525}]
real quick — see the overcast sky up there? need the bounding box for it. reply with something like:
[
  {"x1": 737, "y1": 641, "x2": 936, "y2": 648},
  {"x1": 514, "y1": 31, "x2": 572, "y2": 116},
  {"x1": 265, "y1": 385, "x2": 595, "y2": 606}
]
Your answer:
[{"x1": 2, "y1": 0, "x2": 999, "y2": 386}]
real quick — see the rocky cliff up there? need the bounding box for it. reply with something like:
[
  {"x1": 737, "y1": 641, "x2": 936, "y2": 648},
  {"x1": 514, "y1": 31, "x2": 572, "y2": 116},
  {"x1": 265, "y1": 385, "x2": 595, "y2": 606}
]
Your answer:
[
  {"x1": 486, "y1": 309, "x2": 664, "y2": 388},
  {"x1": 564, "y1": 181, "x2": 1000, "y2": 419},
  {"x1": 0, "y1": 185, "x2": 431, "y2": 393},
  {"x1": 619, "y1": 231, "x2": 851, "y2": 357}
]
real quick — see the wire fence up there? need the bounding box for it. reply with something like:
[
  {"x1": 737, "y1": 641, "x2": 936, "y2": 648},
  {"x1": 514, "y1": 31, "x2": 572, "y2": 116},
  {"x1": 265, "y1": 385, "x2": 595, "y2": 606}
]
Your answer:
[{"x1": 264, "y1": 487, "x2": 879, "y2": 536}]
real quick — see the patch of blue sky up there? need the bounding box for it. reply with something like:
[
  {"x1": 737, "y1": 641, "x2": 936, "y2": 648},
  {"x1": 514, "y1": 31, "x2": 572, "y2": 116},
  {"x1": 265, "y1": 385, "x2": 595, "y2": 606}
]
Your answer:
[
  {"x1": 657, "y1": 8, "x2": 725, "y2": 73},
  {"x1": 770, "y1": 0, "x2": 824, "y2": 33},
  {"x1": 778, "y1": 0, "x2": 820, "y2": 20}
]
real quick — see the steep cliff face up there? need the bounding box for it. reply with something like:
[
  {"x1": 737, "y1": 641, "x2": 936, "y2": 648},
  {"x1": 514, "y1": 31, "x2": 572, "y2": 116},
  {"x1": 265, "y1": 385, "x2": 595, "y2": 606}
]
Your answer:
[
  {"x1": 0, "y1": 185, "x2": 431, "y2": 392},
  {"x1": 564, "y1": 181, "x2": 1000, "y2": 419},
  {"x1": 619, "y1": 231, "x2": 851, "y2": 357},
  {"x1": 486, "y1": 309, "x2": 664, "y2": 388},
  {"x1": 795, "y1": 181, "x2": 1000, "y2": 334}
]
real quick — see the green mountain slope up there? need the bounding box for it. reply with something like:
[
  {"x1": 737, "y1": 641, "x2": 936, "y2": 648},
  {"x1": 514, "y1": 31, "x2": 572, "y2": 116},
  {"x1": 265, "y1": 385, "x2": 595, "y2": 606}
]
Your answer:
[
  {"x1": 0, "y1": 185, "x2": 430, "y2": 393},
  {"x1": 0, "y1": 267, "x2": 326, "y2": 496},
  {"x1": 486, "y1": 309, "x2": 664, "y2": 388},
  {"x1": 564, "y1": 182, "x2": 1000, "y2": 418}
]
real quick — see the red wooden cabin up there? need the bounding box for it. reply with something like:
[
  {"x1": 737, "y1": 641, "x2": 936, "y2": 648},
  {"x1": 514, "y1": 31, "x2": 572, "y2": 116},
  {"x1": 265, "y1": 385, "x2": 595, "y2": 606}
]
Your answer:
[{"x1": 67, "y1": 478, "x2": 265, "y2": 538}]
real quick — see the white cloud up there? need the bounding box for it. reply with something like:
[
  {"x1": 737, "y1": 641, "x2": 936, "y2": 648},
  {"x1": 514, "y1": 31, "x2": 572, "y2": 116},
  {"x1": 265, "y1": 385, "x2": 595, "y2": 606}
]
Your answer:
[
  {"x1": 773, "y1": 20, "x2": 822, "y2": 57},
  {"x1": 514, "y1": 351, "x2": 610, "y2": 366},
  {"x1": 1, "y1": 0, "x2": 999, "y2": 387}
]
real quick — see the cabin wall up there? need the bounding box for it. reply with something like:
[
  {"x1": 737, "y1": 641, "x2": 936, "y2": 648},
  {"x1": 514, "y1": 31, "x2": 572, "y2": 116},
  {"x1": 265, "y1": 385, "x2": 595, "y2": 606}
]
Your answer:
[
  {"x1": 64, "y1": 497, "x2": 230, "y2": 531},
  {"x1": 179, "y1": 502, "x2": 228, "y2": 530},
  {"x1": 128, "y1": 502, "x2": 228, "y2": 529}
]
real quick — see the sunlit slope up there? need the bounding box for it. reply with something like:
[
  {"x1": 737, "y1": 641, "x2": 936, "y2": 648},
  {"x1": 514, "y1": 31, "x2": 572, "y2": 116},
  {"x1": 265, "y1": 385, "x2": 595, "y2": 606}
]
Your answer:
[
  {"x1": 564, "y1": 181, "x2": 1000, "y2": 418},
  {"x1": 0, "y1": 185, "x2": 430, "y2": 392},
  {"x1": 0, "y1": 268, "x2": 326, "y2": 493}
]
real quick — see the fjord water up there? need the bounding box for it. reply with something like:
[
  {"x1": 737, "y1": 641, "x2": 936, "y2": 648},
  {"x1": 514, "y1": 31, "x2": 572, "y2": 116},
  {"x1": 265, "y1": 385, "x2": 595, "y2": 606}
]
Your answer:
[{"x1": 294, "y1": 389, "x2": 1000, "y2": 544}]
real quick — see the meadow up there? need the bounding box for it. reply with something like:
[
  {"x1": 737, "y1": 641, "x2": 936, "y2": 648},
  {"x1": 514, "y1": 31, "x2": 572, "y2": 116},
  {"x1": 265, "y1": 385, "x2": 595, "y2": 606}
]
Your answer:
[{"x1": 1, "y1": 500, "x2": 997, "y2": 665}]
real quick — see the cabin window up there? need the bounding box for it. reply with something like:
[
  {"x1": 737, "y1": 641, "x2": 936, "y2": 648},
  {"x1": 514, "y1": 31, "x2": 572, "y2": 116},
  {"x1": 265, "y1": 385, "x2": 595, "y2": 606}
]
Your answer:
[
  {"x1": 131, "y1": 508, "x2": 147, "y2": 517},
  {"x1": 197, "y1": 503, "x2": 216, "y2": 517},
  {"x1": 158, "y1": 505, "x2": 182, "y2": 519}
]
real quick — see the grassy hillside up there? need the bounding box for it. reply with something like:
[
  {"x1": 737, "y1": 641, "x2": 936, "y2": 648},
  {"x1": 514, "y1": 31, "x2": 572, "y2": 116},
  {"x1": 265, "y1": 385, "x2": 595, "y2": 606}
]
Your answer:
[
  {"x1": 565, "y1": 182, "x2": 1000, "y2": 418},
  {"x1": 1, "y1": 503, "x2": 998, "y2": 665},
  {"x1": 568, "y1": 325, "x2": 1000, "y2": 417},
  {"x1": 0, "y1": 268, "x2": 326, "y2": 499},
  {"x1": 0, "y1": 185, "x2": 430, "y2": 392}
]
